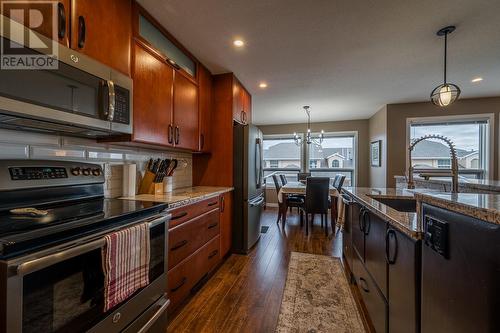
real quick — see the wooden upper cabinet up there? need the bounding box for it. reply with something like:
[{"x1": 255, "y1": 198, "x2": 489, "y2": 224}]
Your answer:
[
  {"x1": 243, "y1": 88, "x2": 252, "y2": 124},
  {"x1": 198, "y1": 64, "x2": 212, "y2": 153},
  {"x1": 231, "y1": 79, "x2": 251, "y2": 124},
  {"x1": 132, "y1": 42, "x2": 173, "y2": 146},
  {"x1": 1, "y1": 0, "x2": 71, "y2": 47},
  {"x1": 173, "y1": 73, "x2": 199, "y2": 150},
  {"x1": 232, "y1": 80, "x2": 244, "y2": 124},
  {"x1": 71, "y1": 0, "x2": 131, "y2": 76}
]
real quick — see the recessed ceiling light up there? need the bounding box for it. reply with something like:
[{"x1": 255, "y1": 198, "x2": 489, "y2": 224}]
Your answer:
[
  {"x1": 259, "y1": 82, "x2": 268, "y2": 88},
  {"x1": 471, "y1": 77, "x2": 483, "y2": 83},
  {"x1": 233, "y1": 39, "x2": 245, "y2": 47}
]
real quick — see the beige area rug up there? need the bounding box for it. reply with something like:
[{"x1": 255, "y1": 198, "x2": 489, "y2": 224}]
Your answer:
[{"x1": 276, "y1": 252, "x2": 365, "y2": 333}]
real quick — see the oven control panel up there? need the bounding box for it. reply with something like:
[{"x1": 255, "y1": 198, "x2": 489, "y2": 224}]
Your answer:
[
  {"x1": 0, "y1": 160, "x2": 105, "y2": 191},
  {"x1": 9, "y1": 167, "x2": 68, "y2": 180}
]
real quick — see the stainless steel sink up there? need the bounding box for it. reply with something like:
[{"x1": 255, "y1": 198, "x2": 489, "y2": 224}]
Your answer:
[{"x1": 369, "y1": 196, "x2": 417, "y2": 212}]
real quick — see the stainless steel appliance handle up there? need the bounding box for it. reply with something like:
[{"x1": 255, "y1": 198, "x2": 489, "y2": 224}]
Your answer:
[
  {"x1": 107, "y1": 80, "x2": 116, "y2": 121},
  {"x1": 136, "y1": 297, "x2": 170, "y2": 333},
  {"x1": 15, "y1": 213, "x2": 170, "y2": 275},
  {"x1": 256, "y1": 137, "x2": 262, "y2": 188}
]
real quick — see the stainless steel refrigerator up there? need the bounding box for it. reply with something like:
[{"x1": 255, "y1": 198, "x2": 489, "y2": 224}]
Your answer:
[{"x1": 233, "y1": 123, "x2": 264, "y2": 253}]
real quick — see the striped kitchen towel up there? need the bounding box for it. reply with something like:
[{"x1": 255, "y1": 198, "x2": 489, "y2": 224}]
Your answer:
[{"x1": 102, "y1": 222, "x2": 151, "y2": 312}]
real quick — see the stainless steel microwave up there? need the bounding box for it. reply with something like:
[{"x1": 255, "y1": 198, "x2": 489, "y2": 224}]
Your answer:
[{"x1": 0, "y1": 15, "x2": 132, "y2": 137}]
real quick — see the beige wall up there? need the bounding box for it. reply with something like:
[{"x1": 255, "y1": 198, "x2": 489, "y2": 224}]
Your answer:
[
  {"x1": 368, "y1": 106, "x2": 387, "y2": 187},
  {"x1": 385, "y1": 96, "x2": 500, "y2": 187},
  {"x1": 259, "y1": 119, "x2": 370, "y2": 187}
]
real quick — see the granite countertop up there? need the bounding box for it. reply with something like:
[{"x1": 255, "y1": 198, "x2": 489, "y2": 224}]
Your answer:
[
  {"x1": 415, "y1": 192, "x2": 500, "y2": 225},
  {"x1": 342, "y1": 187, "x2": 421, "y2": 238},
  {"x1": 394, "y1": 175, "x2": 500, "y2": 193},
  {"x1": 121, "y1": 186, "x2": 233, "y2": 209}
]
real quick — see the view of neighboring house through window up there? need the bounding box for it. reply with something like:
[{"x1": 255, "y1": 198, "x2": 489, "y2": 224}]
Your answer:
[
  {"x1": 263, "y1": 133, "x2": 357, "y2": 186},
  {"x1": 308, "y1": 134, "x2": 356, "y2": 186},
  {"x1": 263, "y1": 136, "x2": 301, "y2": 184},
  {"x1": 409, "y1": 117, "x2": 490, "y2": 179}
]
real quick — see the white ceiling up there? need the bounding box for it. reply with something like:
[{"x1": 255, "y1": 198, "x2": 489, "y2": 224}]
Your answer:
[{"x1": 138, "y1": 0, "x2": 500, "y2": 125}]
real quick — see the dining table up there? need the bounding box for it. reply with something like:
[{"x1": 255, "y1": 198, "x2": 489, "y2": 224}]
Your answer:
[{"x1": 278, "y1": 181, "x2": 344, "y2": 233}]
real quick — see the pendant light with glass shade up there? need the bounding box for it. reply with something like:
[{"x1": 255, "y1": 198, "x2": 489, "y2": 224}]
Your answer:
[{"x1": 430, "y1": 26, "x2": 461, "y2": 107}]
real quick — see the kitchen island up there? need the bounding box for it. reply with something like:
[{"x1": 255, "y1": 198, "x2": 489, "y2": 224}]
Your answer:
[{"x1": 342, "y1": 187, "x2": 500, "y2": 333}]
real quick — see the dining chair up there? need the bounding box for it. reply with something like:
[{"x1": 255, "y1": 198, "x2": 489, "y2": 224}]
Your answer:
[
  {"x1": 330, "y1": 174, "x2": 346, "y2": 233},
  {"x1": 301, "y1": 177, "x2": 330, "y2": 235},
  {"x1": 272, "y1": 174, "x2": 304, "y2": 226},
  {"x1": 279, "y1": 174, "x2": 287, "y2": 185}
]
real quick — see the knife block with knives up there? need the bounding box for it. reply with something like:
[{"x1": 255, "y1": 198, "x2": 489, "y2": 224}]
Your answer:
[{"x1": 138, "y1": 158, "x2": 178, "y2": 195}]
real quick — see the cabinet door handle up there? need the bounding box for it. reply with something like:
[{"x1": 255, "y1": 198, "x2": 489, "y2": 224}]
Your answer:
[
  {"x1": 359, "y1": 277, "x2": 370, "y2": 293},
  {"x1": 208, "y1": 250, "x2": 218, "y2": 259},
  {"x1": 171, "y1": 212, "x2": 188, "y2": 220},
  {"x1": 170, "y1": 277, "x2": 187, "y2": 292},
  {"x1": 385, "y1": 229, "x2": 398, "y2": 264},
  {"x1": 220, "y1": 196, "x2": 225, "y2": 212},
  {"x1": 363, "y1": 212, "x2": 371, "y2": 236},
  {"x1": 200, "y1": 134, "x2": 205, "y2": 150},
  {"x1": 168, "y1": 124, "x2": 173, "y2": 144},
  {"x1": 208, "y1": 201, "x2": 218, "y2": 207},
  {"x1": 207, "y1": 223, "x2": 218, "y2": 229},
  {"x1": 175, "y1": 126, "x2": 180, "y2": 145},
  {"x1": 358, "y1": 208, "x2": 365, "y2": 232},
  {"x1": 171, "y1": 239, "x2": 188, "y2": 251},
  {"x1": 57, "y1": 2, "x2": 66, "y2": 39},
  {"x1": 240, "y1": 110, "x2": 245, "y2": 123},
  {"x1": 77, "y1": 16, "x2": 86, "y2": 48}
]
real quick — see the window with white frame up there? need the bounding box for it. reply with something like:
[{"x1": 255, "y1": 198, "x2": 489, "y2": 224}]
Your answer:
[
  {"x1": 263, "y1": 136, "x2": 301, "y2": 184},
  {"x1": 409, "y1": 116, "x2": 491, "y2": 179},
  {"x1": 307, "y1": 134, "x2": 356, "y2": 186}
]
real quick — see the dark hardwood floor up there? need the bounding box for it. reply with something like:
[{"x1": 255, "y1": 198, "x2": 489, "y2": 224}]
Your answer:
[{"x1": 167, "y1": 207, "x2": 345, "y2": 332}]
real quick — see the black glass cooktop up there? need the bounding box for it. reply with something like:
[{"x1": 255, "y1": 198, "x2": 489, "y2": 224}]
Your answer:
[{"x1": 0, "y1": 198, "x2": 167, "y2": 259}]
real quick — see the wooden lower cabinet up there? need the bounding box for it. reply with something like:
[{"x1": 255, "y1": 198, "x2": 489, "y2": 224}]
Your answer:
[
  {"x1": 363, "y1": 211, "x2": 388, "y2": 298},
  {"x1": 344, "y1": 192, "x2": 420, "y2": 333},
  {"x1": 387, "y1": 228, "x2": 420, "y2": 333},
  {"x1": 353, "y1": 253, "x2": 387, "y2": 333},
  {"x1": 167, "y1": 196, "x2": 228, "y2": 313},
  {"x1": 167, "y1": 236, "x2": 219, "y2": 312},
  {"x1": 168, "y1": 208, "x2": 219, "y2": 269},
  {"x1": 219, "y1": 192, "x2": 233, "y2": 257}
]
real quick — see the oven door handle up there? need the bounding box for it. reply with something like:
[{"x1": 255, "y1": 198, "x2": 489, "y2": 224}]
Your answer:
[
  {"x1": 137, "y1": 296, "x2": 170, "y2": 333},
  {"x1": 14, "y1": 213, "x2": 170, "y2": 276}
]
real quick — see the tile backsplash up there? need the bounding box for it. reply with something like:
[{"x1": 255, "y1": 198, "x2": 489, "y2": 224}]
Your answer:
[{"x1": 0, "y1": 128, "x2": 193, "y2": 197}]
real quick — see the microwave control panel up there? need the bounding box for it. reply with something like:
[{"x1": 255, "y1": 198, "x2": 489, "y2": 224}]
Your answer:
[{"x1": 113, "y1": 86, "x2": 130, "y2": 125}]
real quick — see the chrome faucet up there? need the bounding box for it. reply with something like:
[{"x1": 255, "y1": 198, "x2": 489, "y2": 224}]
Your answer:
[{"x1": 407, "y1": 135, "x2": 459, "y2": 193}]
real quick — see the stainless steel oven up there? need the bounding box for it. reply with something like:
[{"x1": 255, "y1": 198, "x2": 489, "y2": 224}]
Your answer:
[
  {"x1": 0, "y1": 15, "x2": 132, "y2": 137},
  {"x1": 1, "y1": 212, "x2": 169, "y2": 333}
]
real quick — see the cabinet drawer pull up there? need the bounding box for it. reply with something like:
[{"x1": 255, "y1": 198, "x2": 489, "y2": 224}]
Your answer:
[
  {"x1": 57, "y1": 2, "x2": 66, "y2": 39},
  {"x1": 208, "y1": 250, "x2": 218, "y2": 259},
  {"x1": 207, "y1": 223, "x2": 218, "y2": 229},
  {"x1": 171, "y1": 212, "x2": 188, "y2": 220},
  {"x1": 170, "y1": 277, "x2": 187, "y2": 292},
  {"x1": 171, "y1": 240, "x2": 188, "y2": 251},
  {"x1": 208, "y1": 201, "x2": 218, "y2": 207},
  {"x1": 77, "y1": 16, "x2": 86, "y2": 48},
  {"x1": 359, "y1": 277, "x2": 370, "y2": 293}
]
